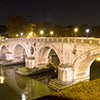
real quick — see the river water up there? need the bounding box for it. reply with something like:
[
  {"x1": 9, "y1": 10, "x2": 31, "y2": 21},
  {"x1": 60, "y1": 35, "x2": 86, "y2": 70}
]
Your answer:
[
  {"x1": 0, "y1": 60, "x2": 100, "y2": 100},
  {"x1": 0, "y1": 65, "x2": 56, "y2": 100}
]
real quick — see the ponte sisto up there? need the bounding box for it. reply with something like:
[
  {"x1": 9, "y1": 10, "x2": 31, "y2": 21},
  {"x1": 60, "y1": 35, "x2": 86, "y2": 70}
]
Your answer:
[{"x1": 0, "y1": 37, "x2": 100, "y2": 84}]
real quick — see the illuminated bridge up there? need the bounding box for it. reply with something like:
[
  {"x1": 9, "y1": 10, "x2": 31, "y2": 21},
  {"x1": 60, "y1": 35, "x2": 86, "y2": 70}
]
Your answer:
[{"x1": 0, "y1": 37, "x2": 100, "y2": 84}]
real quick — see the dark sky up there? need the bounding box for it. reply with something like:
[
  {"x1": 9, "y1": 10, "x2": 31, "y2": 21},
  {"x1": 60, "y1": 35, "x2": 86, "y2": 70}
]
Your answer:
[{"x1": 1, "y1": 0, "x2": 100, "y2": 26}]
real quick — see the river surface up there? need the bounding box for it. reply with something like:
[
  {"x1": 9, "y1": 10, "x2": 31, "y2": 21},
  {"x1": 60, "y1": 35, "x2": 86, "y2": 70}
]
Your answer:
[
  {"x1": 0, "y1": 64, "x2": 56, "y2": 100},
  {"x1": 0, "y1": 60, "x2": 100, "y2": 100}
]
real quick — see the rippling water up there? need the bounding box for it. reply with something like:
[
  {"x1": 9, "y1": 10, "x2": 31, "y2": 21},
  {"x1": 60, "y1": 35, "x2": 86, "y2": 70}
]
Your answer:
[
  {"x1": 0, "y1": 65, "x2": 56, "y2": 100},
  {"x1": 0, "y1": 60, "x2": 100, "y2": 100}
]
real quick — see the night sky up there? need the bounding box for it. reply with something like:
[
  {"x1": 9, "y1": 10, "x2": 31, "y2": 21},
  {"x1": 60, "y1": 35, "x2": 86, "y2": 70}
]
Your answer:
[{"x1": 1, "y1": 0, "x2": 100, "y2": 26}]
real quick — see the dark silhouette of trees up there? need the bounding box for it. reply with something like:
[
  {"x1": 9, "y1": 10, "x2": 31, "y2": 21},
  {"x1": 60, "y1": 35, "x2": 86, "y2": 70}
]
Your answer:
[
  {"x1": 5, "y1": 15, "x2": 100, "y2": 38},
  {"x1": 92, "y1": 25, "x2": 100, "y2": 37},
  {"x1": 79, "y1": 24, "x2": 90, "y2": 37},
  {"x1": 0, "y1": 25, "x2": 7, "y2": 37},
  {"x1": 7, "y1": 15, "x2": 28, "y2": 38}
]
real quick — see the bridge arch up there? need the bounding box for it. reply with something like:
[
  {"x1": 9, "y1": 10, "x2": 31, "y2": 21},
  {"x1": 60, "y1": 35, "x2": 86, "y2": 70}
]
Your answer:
[
  {"x1": 74, "y1": 48, "x2": 100, "y2": 81},
  {"x1": 36, "y1": 45, "x2": 60, "y2": 66},
  {"x1": 90, "y1": 59, "x2": 100, "y2": 80},
  {"x1": 14, "y1": 44, "x2": 27, "y2": 60},
  {"x1": 0, "y1": 45, "x2": 9, "y2": 59}
]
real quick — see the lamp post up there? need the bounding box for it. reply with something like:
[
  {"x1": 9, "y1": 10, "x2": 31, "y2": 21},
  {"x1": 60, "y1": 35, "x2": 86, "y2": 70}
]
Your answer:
[
  {"x1": 40, "y1": 30, "x2": 44, "y2": 37},
  {"x1": 86, "y1": 29, "x2": 90, "y2": 38},
  {"x1": 29, "y1": 31, "x2": 33, "y2": 38},
  {"x1": 16, "y1": 34, "x2": 19, "y2": 38},
  {"x1": 74, "y1": 28, "x2": 78, "y2": 37},
  {"x1": 20, "y1": 32, "x2": 23, "y2": 38},
  {"x1": 50, "y1": 31, "x2": 54, "y2": 37}
]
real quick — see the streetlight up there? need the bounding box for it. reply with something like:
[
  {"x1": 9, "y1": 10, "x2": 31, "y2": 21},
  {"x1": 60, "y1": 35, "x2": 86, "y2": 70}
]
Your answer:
[
  {"x1": 21, "y1": 32, "x2": 23, "y2": 36},
  {"x1": 74, "y1": 28, "x2": 78, "y2": 37},
  {"x1": 40, "y1": 30, "x2": 44, "y2": 37},
  {"x1": 86, "y1": 29, "x2": 90, "y2": 37},
  {"x1": 16, "y1": 34, "x2": 19, "y2": 37},
  {"x1": 26, "y1": 31, "x2": 33, "y2": 38},
  {"x1": 20, "y1": 32, "x2": 24, "y2": 38},
  {"x1": 74, "y1": 28, "x2": 78, "y2": 32},
  {"x1": 29, "y1": 31, "x2": 33, "y2": 37},
  {"x1": 50, "y1": 31, "x2": 54, "y2": 37}
]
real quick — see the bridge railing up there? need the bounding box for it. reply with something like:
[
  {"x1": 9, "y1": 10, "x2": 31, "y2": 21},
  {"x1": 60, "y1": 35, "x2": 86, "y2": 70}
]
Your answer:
[{"x1": 1, "y1": 37, "x2": 100, "y2": 45}]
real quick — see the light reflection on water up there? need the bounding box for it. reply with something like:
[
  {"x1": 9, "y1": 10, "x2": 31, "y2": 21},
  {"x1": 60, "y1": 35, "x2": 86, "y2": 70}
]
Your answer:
[
  {"x1": 1, "y1": 60, "x2": 100, "y2": 100},
  {"x1": 0, "y1": 65, "x2": 55, "y2": 100}
]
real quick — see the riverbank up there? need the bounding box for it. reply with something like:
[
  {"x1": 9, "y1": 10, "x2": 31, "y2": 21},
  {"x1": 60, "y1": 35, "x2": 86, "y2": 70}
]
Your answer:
[{"x1": 36, "y1": 78, "x2": 100, "y2": 100}]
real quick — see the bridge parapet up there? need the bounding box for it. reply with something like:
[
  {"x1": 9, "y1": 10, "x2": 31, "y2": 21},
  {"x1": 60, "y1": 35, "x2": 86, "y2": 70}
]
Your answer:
[{"x1": 1, "y1": 37, "x2": 100, "y2": 45}]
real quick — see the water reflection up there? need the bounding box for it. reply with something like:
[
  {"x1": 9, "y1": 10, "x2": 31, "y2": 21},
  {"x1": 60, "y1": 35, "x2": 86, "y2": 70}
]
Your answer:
[
  {"x1": 0, "y1": 65, "x2": 55, "y2": 100},
  {"x1": 21, "y1": 93, "x2": 27, "y2": 100},
  {"x1": 0, "y1": 67, "x2": 5, "y2": 84},
  {"x1": 0, "y1": 76, "x2": 5, "y2": 84}
]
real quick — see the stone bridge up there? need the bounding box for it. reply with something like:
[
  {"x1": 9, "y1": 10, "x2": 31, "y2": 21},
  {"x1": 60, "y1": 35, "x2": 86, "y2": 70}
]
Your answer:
[{"x1": 0, "y1": 37, "x2": 100, "y2": 83}]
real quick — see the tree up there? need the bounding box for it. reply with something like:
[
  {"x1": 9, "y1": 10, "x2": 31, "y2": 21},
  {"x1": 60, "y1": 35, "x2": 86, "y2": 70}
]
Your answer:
[
  {"x1": 92, "y1": 25, "x2": 100, "y2": 37},
  {"x1": 0, "y1": 25, "x2": 7, "y2": 36},
  {"x1": 79, "y1": 24, "x2": 90, "y2": 37},
  {"x1": 7, "y1": 15, "x2": 28, "y2": 38}
]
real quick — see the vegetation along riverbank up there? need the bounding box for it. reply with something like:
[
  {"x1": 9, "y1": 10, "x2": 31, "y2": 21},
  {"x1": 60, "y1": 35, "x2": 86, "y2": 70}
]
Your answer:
[{"x1": 36, "y1": 78, "x2": 100, "y2": 100}]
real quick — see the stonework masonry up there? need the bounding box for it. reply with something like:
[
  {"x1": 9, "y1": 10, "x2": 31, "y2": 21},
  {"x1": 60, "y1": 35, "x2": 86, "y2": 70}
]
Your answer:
[{"x1": 0, "y1": 37, "x2": 100, "y2": 83}]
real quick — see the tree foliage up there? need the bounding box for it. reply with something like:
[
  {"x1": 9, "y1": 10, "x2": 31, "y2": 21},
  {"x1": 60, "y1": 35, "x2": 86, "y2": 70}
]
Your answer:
[
  {"x1": 0, "y1": 25, "x2": 7, "y2": 36},
  {"x1": 7, "y1": 15, "x2": 28, "y2": 37}
]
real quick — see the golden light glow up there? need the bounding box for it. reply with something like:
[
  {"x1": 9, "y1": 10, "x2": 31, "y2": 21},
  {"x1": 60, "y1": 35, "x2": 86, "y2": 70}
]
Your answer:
[
  {"x1": 34, "y1": 33, "x2": 36, "y2": 37},
  {"x1": 96, "y1": 57, "x2": 100, "y2": 61},
  {"x1": 29, "y1": 32, "x2": 33, "y2": 36},
  {"x1": 0, "y1": 76, "x2": 5, "y2": 84},
  {"x1": 21, "y1": 93, "x2": 27, "y2": 100},
  {"x1": 16, "y1": 34, "x2": 19, "y2": 37},
  {"x1": 26, "y1": 32, "x2": 34, "y2": 38},
  {"x1": 86, "y1": 29, "x2": 90, "y2": 33},
  {"x1": 26, "y1": 36, "x2": 30, "y2": 38},
  {"x1": 50, "y1": 31, "x2": 54, "y2": 35},
  {"x1": 20, "y1": 32, "x2": 23, "y2": 36},
  {"x1": 74, "y1": 28, "x2": 78, "y2": 32},
  {"x1": 40, "y1": 30, "x2": 44, "y2": 35}
]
